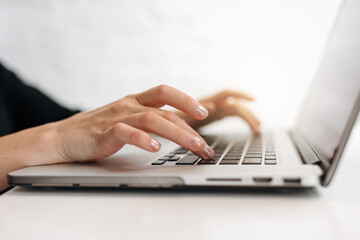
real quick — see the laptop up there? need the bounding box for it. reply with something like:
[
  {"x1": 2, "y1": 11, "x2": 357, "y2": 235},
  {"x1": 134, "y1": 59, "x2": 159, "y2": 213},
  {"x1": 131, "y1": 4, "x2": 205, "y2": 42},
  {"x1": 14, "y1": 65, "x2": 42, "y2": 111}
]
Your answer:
[{"x1": 8, "y1": 0, "x2": 360, "y2": 189}]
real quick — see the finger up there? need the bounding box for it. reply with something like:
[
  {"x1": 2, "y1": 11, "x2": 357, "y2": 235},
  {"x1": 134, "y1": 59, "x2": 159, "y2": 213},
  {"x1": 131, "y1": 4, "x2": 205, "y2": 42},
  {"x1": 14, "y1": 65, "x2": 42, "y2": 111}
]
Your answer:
[
  {"x1": 99, "y1": 123, "x2": 161, "y2": 157},
  {"x1": 140, "y1": 105, "x2": 205, "y2": 137},
  {"x1": 218, "y1": 101, "x2": 260, "y2": 134},
  {"x1": 123, "y1": 112, "x2": 215, "y2": 159},
  {"x1": 238, "y1": 103, "x2": 261, "y2": 126},
  {"x1": 134, "y1": 84, "x2": 209, "y2": 120},
  {"x1": 199, "y1": 101, "x2": 216, "y2": 114},
  {"x1": 232, "y1": 104, "x2": 261, "y2": 134},
  {"x1": 206, "y1": 90, "x2": 255, "y2": 103},
  {"x1": 146, "y1": 107, "x2": 200, "y2": 136}
]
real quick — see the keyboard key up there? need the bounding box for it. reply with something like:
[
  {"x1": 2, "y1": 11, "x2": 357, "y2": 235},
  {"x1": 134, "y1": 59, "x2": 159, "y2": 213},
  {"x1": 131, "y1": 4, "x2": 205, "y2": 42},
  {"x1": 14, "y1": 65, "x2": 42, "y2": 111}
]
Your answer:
[
  {"x1": 248, "y1": 150, "x2": 262, "y2": 153},
  {"x1": 249, "y1": 143, "x2": 261, "y2": 146},
  {"x1": 265, "y1": 159, "x2": 276, "y2": 165},
  {"x1": 247, "y1": 149, "x2": 262, "y2": 152},
  {"x1": 227, "y1": 151, "x2": 243, "y2": 155},
  {"x1": 245, "y1": 154, "x2": 262, "y2": 158},
  {"x1": 164, "y1": 153, "x2": 175, "y2": 158},
  {"x1": 174, "y1": 148, "x2": 189, "y2": 154},
  {"x1": 202, "y1": 136, "x2": 217, "y2": 146},
  {"x1": 198, "y1": 157, "x2": 220, "y2": 165},
  {"x1": 246, "y1": 152, "x2": 262, "y2": 155},
  {"x1": 230, "y1": 145, "x2": 244, "y2": 149},
  {"x1": 215, "y1": 145, "x2": 227, "y2": 149},
  {"x1": 231, "y1": 145, "x2": 244, "y2": 148},
  {"x1": 152, "y1": 160, "x2": 166, "y2": 165},
  {"x1": 229, "y1": 151, "x2": 242, "y2": 155},
  {"x1": 166, "y1": 156, "x2": 181, "y2": 161},
  {"x1": 220, "y1": 159, "x2": 240, "y2": 165},
  {"x1": 176, "y1": 155, "x2": 199, "y2": 165},
  {"x1": 223, "y1": 155, "x2": 241, "y2": 160},
  {"x1": 230, "y1": 149, "x2": 244, "y2": 152},
  {"x1": 225, "y1": 152, "x2": 242, "y2": 155},
  {"x1": 242, "y1": 157, "x2": 262, "y2": 164},
  {"x1": 265, "y1": 152, "x2": 276, "y2": 156},
  {"x1": 231, "y1": 144, "x2": 244, "y2": 147},
  {"x1": 248, "y1": 145, "x2": 262, "y2": 148},
  {"x1": 213, "y1": 149, "x2": 225, "y2": 154},
  {"x1": 265, "y1": 156, "x2": 276, "y2": 160}
]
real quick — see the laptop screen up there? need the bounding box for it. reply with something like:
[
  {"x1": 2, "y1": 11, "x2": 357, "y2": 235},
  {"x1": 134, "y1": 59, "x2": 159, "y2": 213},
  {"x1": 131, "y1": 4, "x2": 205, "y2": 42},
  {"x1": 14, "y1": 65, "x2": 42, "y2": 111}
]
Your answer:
[{"x1": 296, "y1": 0, "x2": 360, "y2": 161}]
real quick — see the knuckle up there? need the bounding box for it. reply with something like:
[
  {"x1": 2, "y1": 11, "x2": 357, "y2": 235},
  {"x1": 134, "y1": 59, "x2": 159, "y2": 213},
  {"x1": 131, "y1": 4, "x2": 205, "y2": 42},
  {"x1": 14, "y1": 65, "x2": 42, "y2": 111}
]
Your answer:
[
  {"x1": 113, "y1": 122, "x2": 126, "y2": 134},
  {"x1": 129, "y1": 129, "x2": 143, "y2": 142},
  {"x1": 174, "y1": 127, "x2": 184, "y2": 139},
  {"x1": 140, "y1": 112, "x2": 157, "y2": 123},
  {"x1": 155, "y1": 84, "x2": 170, "y2": 96},
  {"x1": 108, "y1": 104, "x2": 119, "y2": 115},
  {"x1": 117, "y1": 99, "x2": 133, "y2": 109},
  {"x1": 162, "y1": 111, "x2": 178, "y2": 122},
  {"x1": 124, "y1": 94, "x2": 135, "y2": 99}
]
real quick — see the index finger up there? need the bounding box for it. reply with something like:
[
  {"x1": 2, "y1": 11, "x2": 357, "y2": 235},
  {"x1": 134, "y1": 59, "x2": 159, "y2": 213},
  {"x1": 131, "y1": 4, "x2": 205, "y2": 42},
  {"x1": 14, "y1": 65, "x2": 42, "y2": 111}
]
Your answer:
[{"x1": 135, "y1": 84, "x2": 209, "y2": 120}]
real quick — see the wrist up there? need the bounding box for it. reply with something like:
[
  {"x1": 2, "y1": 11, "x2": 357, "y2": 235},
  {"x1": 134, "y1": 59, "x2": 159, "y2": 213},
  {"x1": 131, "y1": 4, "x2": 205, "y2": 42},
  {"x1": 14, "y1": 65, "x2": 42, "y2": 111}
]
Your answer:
[
  {"x1": 0, "y1": 121, "x2": 63, "y2": 190},
  {"x1": 26, "y1": 122, "x2": 64, "y2": 166}
]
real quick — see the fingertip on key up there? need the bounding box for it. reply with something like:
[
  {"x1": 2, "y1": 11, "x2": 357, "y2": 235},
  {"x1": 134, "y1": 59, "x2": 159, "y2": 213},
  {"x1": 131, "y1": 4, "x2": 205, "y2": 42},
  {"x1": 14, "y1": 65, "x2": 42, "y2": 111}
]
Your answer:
[{"x1": 203, "y1": 145, "x2": 215, "y2": 159}]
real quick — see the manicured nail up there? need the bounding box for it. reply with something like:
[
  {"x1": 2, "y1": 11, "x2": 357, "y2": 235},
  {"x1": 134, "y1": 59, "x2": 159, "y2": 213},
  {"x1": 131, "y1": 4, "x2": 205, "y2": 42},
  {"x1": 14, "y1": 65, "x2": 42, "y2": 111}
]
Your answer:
[
  {"x1": 150, "y1": 139, "x2": 161, "y2": 151},
  {"x1": 191, "y1": 137, "x2": 203, "y2": 148},
  {"x1": 203, "y1": 145, "x2": 214, "y2": 159},
  {"x1": 197, "y1": 105, "x2": 208, "y2": 118}
]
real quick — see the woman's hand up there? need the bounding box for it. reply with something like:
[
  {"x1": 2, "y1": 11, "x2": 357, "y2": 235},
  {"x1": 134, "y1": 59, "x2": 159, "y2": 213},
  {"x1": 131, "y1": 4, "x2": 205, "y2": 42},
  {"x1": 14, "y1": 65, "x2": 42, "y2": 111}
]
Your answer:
[
  {"x1": 177, "y1": 90, "x2": 261, "y2": 134},
  {"x1": 0, "y1": 85, "x2": 260, "y2": 190},
  {"x1": 44, "y1": 84, "x2": 216, "y2": 165}
]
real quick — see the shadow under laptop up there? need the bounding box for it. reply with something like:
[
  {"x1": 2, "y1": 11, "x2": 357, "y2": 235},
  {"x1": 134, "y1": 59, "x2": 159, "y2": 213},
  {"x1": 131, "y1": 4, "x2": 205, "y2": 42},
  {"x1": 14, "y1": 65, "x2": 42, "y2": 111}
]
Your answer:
[{"x1": 10, "y1": 186, "x2": 320, "y2": 199}]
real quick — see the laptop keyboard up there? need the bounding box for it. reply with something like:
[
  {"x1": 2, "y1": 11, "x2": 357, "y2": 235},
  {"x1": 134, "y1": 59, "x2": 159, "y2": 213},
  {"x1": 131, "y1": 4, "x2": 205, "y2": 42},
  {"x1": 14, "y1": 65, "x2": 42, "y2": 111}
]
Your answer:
[{"x1": 151, "y1": 135, "x2": 277, "y2": 166}]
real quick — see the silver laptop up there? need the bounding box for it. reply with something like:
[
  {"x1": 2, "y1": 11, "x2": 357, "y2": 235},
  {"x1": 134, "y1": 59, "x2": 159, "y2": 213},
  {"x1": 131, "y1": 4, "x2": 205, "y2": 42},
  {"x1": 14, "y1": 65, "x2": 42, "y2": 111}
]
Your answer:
[{"x1": 8, "y1": 0, "x2": 360, "y2": 189}]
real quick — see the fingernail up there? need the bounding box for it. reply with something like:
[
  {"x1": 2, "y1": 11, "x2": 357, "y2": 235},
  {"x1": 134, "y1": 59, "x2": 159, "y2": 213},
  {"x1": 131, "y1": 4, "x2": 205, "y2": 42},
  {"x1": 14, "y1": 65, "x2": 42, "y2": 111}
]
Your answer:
[
  {"x1": 197, "y1": 104, "x2": 208, "y2": 118},
  {"x1": 203, "y1": 145, "x2": 214, "y2": 159},
  {"x1": 191, "y1": 137, "x2": 203, "y2": 148},
  {"x1": 150, "y1": 139, "x2": 161, "y2": 151}
]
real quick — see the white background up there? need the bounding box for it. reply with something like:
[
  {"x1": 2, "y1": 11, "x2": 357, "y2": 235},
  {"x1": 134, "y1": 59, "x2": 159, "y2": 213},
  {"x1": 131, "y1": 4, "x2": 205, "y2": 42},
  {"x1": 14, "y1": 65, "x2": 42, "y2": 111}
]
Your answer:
[
  {"x1": 0, "y1": 0, "x2": 342, "y2": 132},
  {"x1": 2, "y1": 2, "x2": 360, "y2": 239}
]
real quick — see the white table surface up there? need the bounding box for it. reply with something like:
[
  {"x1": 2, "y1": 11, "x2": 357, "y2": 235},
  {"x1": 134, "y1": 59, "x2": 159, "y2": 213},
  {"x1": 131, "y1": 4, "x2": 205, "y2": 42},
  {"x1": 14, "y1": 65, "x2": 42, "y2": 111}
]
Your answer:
[{"x1": 1, "y1": 124, "x2": 359, "y2": 240}]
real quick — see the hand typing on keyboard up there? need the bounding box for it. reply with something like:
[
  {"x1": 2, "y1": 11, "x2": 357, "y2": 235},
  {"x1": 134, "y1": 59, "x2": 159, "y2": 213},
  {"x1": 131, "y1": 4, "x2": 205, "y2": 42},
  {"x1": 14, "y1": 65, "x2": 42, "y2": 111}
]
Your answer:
[
  {"x1": 0, "y1": 84, "x2": 260, "y2": 190},
  {"x1": 176, "y1": 90, "x2": 260, "y2": 135}
]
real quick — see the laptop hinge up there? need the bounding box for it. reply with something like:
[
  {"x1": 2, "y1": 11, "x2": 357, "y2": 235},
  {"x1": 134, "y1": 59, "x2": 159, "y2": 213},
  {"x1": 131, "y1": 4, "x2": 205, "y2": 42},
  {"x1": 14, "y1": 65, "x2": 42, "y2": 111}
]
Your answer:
[{"x1": 289, "y1": 131, "x2": 330, "y2": 171}]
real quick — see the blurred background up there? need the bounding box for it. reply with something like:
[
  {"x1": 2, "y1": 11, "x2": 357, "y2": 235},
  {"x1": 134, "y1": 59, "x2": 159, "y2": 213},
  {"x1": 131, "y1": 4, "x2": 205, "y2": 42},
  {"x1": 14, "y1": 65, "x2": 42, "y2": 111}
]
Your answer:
[{"x1": 0, "y1": 0, "x2": 342, "y2": 133}]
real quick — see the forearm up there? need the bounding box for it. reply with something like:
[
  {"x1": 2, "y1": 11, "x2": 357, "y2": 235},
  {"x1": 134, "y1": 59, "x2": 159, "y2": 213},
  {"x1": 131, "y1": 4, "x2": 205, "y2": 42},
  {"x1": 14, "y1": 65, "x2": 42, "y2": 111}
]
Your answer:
[{"x1": 0, "y1": 123, "x2": 59, "y2": 191}]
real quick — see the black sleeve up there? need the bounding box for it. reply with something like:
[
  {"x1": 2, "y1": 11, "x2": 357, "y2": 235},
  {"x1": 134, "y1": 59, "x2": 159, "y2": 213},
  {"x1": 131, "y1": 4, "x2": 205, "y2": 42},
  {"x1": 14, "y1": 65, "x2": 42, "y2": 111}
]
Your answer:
[{"x1": 0, "y1": 63, "x2": 80, "y2": 132}]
